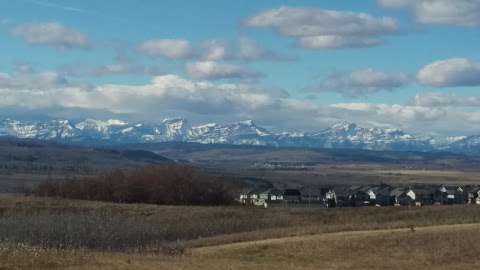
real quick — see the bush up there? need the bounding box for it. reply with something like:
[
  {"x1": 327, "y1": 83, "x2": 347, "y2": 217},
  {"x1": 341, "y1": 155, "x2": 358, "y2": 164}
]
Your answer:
[{"x1": 33, "y1": 165, "x2": 235, "y2": 206}]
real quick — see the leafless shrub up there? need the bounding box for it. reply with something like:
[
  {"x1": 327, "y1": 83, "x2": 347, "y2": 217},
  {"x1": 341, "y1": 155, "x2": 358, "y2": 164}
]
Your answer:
[{"x1": 33, "y1": 165, "x2": 235, "y2": 206}]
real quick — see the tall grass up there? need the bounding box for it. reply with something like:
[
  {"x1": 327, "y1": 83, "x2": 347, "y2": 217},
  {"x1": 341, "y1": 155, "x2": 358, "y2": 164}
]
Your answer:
[
  {"x1": 0, "y1": 209, "x2": 177, "y2": 252},
  {"x1": 2, "y1": 196, "x2": 480, "y2": 254}
]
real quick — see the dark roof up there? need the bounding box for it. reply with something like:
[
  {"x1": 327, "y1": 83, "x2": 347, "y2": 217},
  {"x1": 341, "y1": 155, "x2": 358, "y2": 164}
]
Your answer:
[
  {"x1": 284, "y1": 189, "x2": 301, "y2": 196},
  {"x1": 375, "y1": 184, "x2": 395, "y2": 196},
  {"x1": 266, "y1": 188, "x2": 283, "y2": 195},
  {"x1": 299, "y1": 187, "x2": 335, "y2": 197},
  {"x1": 389, "y1": 187, "x2": 407, "y2": 197},
  {"x1": 463, "y1": 185, "x2": 480, "y2": 193},
  {"x1": 411, "y1": 188, "x2": 434, "y2": 195},
  {"x1": 248, "y1": 187, "x2": 283, "y2": 195}
]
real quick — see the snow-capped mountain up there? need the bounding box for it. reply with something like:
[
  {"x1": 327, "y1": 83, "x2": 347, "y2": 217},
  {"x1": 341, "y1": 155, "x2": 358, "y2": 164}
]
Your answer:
[
  {"x1": 307, "y1": 122, "x2": 434, "y2": 151},
  {"x1": 188, "y1": 120, "x2": 272, "y2": 145},
  {"x1": 443, "y1": 135, "x2": 480, "y2": 155},
  {"x1": 0, "y1": 117, "x2": 479, "y2": 154}
]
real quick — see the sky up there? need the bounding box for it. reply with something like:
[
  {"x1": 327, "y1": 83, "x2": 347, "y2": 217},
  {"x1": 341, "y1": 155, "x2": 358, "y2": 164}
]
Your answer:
[{"x1": 0, "y1": 0, "x2": 480, "y2": 136}]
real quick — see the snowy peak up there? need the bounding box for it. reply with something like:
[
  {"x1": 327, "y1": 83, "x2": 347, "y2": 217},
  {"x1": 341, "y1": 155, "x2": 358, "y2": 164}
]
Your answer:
[
  {"x1": 75, "y1": 119, "x2": 127, "y2": 131},
  {"x1": 229, "y1": 120, "x2": 271, "y2": 136},
  {"x1": 0, "y1": 117, "x2": 478, "y2": 154},
  {"x1": 444, "y1": 135, "x2": 480, "y2": 154},
  {"x1": 330, "y1": 121, "x2": 357, "y2": 132},
  {"x1": 162, "y1": 118, "x2": 190, "y2": 141}
]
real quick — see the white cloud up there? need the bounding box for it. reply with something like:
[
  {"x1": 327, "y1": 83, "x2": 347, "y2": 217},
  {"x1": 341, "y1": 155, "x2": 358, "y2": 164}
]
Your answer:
[
  {"x1": 185, "y1": 61, "x2": 262, "y2": 80},
  {"x1": 311, "y1": 69, "x2": 410, "y2": 97},
  {"x1": 62, "y1": 62, "x2": 164, "y2": 77},
  {"x1": 12, "y1": 22, "x2": 90, "y2": 49},
  {"x1": 245, "y1": 6, "x2": 398, "y2": 49},
  {"x1": 415, "y1": 92, "x2": 480, "y2": 107},
  {"x1": 298, "y1": 36, "x2": 380, "y2": 49},
  {"x1": 0, "y1": 73, "x2": 330, "y2": 130},
  {"x1": 378, "y1": 0, "x2": 480, "y2": 26},
  {"x1": 0, "y1": 74, "x2": 281, "y2": 124},
  {"x1": 238, "y1": 37, "x2": 263, "y2": 60},
  {"x1": 0, "y1": 71, "x2": 68, "y2": 89},
  {"x1": 201, "y1": 37, "x2": 288, "y2": 61},
  {"x1": 331, "y1": 102, "x2": 459, "y2": 133},
  {"x1": 417, "y1": 58, "x2": 480, "y2": 87},
  {"x1": 2, "y1": 71, "x2": 480, "y2": 135},
  {"x1": 202, "y1": 40, "x2": 229, "y2": 61},
  {"x1": 138, "y1": 39, "x2": 193, "y2": 59}
]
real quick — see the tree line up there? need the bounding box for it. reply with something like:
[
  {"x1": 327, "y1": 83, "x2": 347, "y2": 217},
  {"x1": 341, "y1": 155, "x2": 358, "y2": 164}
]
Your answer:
[{"x1": 33, "y1": 165, "x2": 235, "y2": 206}]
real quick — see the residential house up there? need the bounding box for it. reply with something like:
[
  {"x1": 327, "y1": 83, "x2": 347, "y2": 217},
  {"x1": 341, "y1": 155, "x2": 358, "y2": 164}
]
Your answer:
[
  {"x1": 390, "y1": 187, "x2": 416, "y2": 206},
  {"x1": 300, "y1": 187, "x2": 323, "y2": 202},
  {"x1": 299, "y1": 187, "x2": 337, "y2": 208},
  {"x1": 433, "y1": 185, "x2": 466, "y2": 205},
  {"x1": 283, "y1": 189, "x2": 302, "y2": 203},
  {"x1": 348, "y1": 186, "x2": 377, "y2": 207},
  {"x1": 321, "y1": 188, "x2": 337, "y2": 208},
  {"x1": 411, "y1": 187, "x2": 435, "y2": 205},
  {"x1": 240, "y1": 187, "x2": 283, "y2": 206},
  {"x1": 374, "y1": 184, "x2": 395, "y2": 206},
  {"x1": 453, "y1": 186, "x2": 467, "y2": 204},
  {"x1": 466, "y1": 186, "x2": 480, "y2": 204}
]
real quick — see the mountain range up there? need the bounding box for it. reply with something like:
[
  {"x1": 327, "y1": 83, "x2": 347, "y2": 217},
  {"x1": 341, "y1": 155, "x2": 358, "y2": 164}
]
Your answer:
[{"x1": 0, "y1": 117, "x2": 478, "y2": 154}]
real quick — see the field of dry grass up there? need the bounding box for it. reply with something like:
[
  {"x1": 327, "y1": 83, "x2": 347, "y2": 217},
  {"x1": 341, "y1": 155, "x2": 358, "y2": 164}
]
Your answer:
[
  {"x1": 2, "y1": 195, "x2": 480, "y2": 269},
  {"x1": 244, "y1": 165, "x2": 480, "y2": 187},
  {"x1": 2, "y1": 223, "x2": 479, "y2": 270}
]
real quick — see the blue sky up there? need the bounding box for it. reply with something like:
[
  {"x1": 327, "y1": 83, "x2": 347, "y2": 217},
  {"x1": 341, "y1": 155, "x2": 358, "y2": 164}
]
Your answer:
[{"x1": 0, "y1": 0, "x2": 480, "y2": 135}]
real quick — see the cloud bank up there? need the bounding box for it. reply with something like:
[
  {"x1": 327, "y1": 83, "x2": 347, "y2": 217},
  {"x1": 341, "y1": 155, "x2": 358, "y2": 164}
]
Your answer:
[
  {"x1": 417, "y1": 58, "x2": 480, "y2": 87},
  {"x1": 378, "y1": 0, "x2": 480, "y2": 27},
  {"x1": 185, "y1": 61, "x2": 262, "y2": 80},
  {"x1": 311, "y1": 69, "x2": 409, "y2": 97},
  {"x1": 245, "y1": 6, "x2": 398, "y2": 49},
  {"x1": 138, "y1": 39, "x2": 194, "y2": 59},
  {"x1": 0, "y1": 72, "x2": 479, "y2": 134},
  {"x1": 12, "y1": 22, "x2": 90, "y2": 49}
]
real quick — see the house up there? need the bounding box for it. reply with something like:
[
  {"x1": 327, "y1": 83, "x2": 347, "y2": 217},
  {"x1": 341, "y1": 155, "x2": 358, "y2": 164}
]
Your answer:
[
  {"x1": 433, "y1": 185, "x2": 449, "y2": 205},
  {"x1": 267, "y1": 188, "x2": 284, "y2": 202},
  {"x1": 411, "y1": 187, "x2": 435, "y2": 205},
  {"x1": 374, "y1": 184, "x2": 395, "y2": 206},
  {"x1": 283, "y1": 189, "x2": 302, "y2": 203},
  {"x1": 300, "y1": 187, "x2": 323, "y2": 202},
  {"x1": 453, "y1": 186, "x2": 467, "y2": 204},
  {"x1": 433, "y1": 185, "x2": 466, "y2": 205},
  {"x1": 321, "y1": 188, "x2": 337, "y2": 208},
  {"x1": 240, "y1": 187, "x2": 283, "y2": 206},
  {"x1": 256, "y1": 188, "x2": 284, "y2": 202},
  {"x1": 347, "y1": 186, "x2": 377, "y2": 207},
  {"x1": 299, "y1": 187, "x2": 337, "y2": 207},
  {"x1": 466, "y1": 186, "x2": 480, "y2": 204},
  {"x1": 390, "y1": 187, "x2": 416, "y2": 206}
]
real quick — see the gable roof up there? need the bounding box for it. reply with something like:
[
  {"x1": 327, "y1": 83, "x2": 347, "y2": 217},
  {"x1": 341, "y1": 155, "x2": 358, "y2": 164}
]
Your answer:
[{"x1": 284, "y1": 189, "x2": 302, "y2": 196}]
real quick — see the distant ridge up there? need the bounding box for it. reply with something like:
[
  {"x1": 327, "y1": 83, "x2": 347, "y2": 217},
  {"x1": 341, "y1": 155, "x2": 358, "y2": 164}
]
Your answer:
[{"x1": 0, "y1": 117, "x2": 479, "y2": 154}]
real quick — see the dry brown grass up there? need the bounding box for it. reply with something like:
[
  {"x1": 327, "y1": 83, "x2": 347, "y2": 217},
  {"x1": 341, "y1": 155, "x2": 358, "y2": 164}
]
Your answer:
[
  {"x1": 195, "y1": 223, "x2": 480, "y2": 270},
  {"x1": 2, "y1": 224, "x2": 479, "y2": 270},
  {"x1": 3, "y1": 194, "x2": 480, "y2": 252},
  {"x1": 3, "y1": 195, "x2": 480, "y2": 269},
  {"x1": 250, "y1": 165, "x2": 480, "y2": 187}
]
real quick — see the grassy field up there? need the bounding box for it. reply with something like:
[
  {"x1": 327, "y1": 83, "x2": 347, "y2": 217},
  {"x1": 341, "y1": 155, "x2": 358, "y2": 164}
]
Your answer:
[
  {"x1": 229, "y1": 165, "x2": 480, "y2": 188},
  {"x1": 1, "y1": 194, "x2": 480, "y2": 269},
  {"x1": 3, "y1": 223, "x2": 480, "y2": 270}
]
